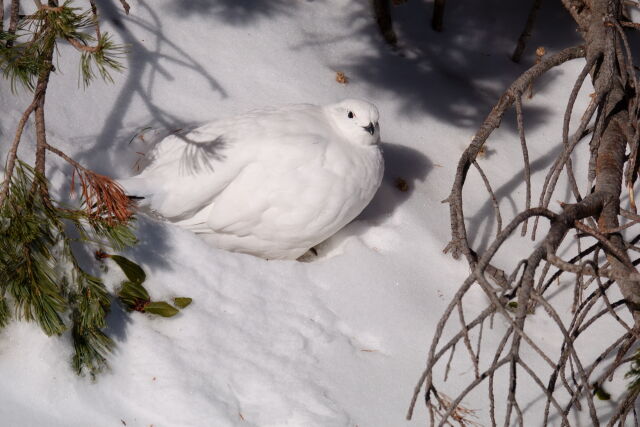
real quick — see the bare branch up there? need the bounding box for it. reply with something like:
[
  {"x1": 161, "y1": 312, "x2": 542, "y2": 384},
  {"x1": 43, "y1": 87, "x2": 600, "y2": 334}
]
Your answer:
[
  {"x1": 573, "y1": 221, "x2": 636, "y2": 269},
  {"x1": 621, "y1": 20, "x2": 640, "y2": 29},
  {"x1": 515, "y1": 95, "x2": 532, "y2": 236},
  {"x1": 473, "y1": 160, "x2": 502, "y2": 235},
  {"x1": 446, "y1": 45, "x2": 585, "y2": 260},
  {"x1": 415, "y1": 1, "x2": 640, "y2": 423}
]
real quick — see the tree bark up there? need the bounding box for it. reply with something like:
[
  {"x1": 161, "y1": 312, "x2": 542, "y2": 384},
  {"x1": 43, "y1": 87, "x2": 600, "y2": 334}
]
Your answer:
[
  {"x1": 587, "y1": 0, "x2": 640, "y2": 323},
  {"x1": 33, "y1": 50, "x2": 54, "y2": 177}
]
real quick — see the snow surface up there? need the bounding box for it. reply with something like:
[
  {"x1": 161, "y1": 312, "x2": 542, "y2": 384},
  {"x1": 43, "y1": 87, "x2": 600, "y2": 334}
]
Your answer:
[{"x1": 0, "y1": 0, "x2": 631, "y2": 426}]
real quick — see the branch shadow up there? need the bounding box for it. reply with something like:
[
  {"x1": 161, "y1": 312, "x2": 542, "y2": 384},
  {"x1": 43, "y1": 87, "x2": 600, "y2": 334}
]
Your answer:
[
  {"x1": 162, "y1": 0, "x2": 293, "y2": 24},
  {"x1": 104, "y1": 295, "x2": 131, "y2": 343},
  {"x1": 294, "y1": 0, "x2": 583, "y2": 131},
  {"x1": 34, "y1": 0, "x2": 230, "y2": 347},
  {"x1": 64, "y1": 0, "x2": 228, "y2": 275},
  {"x1": 71, "y1": 0, "x2": 226, "y2": 179}
]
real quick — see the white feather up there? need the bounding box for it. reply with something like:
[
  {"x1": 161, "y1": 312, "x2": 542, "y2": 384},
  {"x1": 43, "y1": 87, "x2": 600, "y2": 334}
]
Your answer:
[{"x1": 118, "y1": 99, "x2": 384, "y2": 260}]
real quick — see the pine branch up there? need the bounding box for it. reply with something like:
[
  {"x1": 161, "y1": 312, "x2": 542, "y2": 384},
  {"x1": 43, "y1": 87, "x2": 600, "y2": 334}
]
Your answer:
[
  {"x1": 70, "y1": 272, "x2": 113, "y2": 377},
  {"x1": 0, "y1": 0, "x2": 150, "y2": 380},
  {"x1": 1, "y1": 161, "x2": 140, "y2": 375},
  {"x1": 1, "y1": 163, "x2": 68, "y2": 336}
]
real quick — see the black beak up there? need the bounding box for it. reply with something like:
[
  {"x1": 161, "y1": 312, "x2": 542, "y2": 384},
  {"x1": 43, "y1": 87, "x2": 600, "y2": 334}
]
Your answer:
[{"x1": 363, "y1": 122, "x2": 375, "y2": 135}]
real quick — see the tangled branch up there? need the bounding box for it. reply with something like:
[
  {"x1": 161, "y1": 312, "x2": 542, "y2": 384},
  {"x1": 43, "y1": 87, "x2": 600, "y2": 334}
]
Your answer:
[{"x1": 410, "y1": 0, "x2": 640, "y2": 424}]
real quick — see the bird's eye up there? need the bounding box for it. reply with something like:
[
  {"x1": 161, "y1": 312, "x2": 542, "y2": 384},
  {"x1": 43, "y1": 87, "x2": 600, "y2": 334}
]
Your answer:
[{"x1": 348, "y1": 111, "x2": 354, "y2": 119}]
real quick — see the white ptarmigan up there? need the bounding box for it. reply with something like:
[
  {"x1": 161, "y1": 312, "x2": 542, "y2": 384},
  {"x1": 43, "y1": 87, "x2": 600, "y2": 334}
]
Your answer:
[{"x1": 118, "y1": 99, "x2": 384, "y2": 260}]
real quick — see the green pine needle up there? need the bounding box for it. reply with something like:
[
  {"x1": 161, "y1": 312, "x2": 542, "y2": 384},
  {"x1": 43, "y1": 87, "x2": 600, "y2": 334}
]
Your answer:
[
  {"x1": 0, "y1": 1, "x2": 127, "y2": 92},
  {"x1": 79, "y1": 34, "x2": 127, "y2": 88},
  {"x1": 0, "y1": 161, "x2": 137, "y2": 376}
]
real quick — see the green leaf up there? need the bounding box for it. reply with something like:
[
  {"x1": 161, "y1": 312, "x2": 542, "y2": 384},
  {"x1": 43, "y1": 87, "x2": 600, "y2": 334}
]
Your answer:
[
  {"x1": 144, "y1": 301, "x2": 179, "y2": 318},
  {"x1": 117, "y1": 280, "x2": 151, "y2": 311},
  {"x1": 111, "y1": 255, "x2": 146, "y2": 284},
  {"x1": 173, "y1": 297, "x2": 192, "y2": 309},
  {"x1": 593, "y1": 383, "x2": 611, "y2": 401}
]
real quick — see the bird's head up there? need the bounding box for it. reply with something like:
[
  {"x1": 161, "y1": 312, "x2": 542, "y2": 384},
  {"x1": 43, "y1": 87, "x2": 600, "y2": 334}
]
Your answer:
[{"x1": 326, "y1": 99, "x2": 380, "y2": 146}]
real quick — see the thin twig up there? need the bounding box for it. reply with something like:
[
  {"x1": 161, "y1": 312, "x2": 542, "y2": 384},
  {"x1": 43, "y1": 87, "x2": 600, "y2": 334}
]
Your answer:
[
  {"x1": 573, "y1": 221, "x2": 636, "y2": 269},
  {"x1": 457, "y1": 301, "x2": 480, "y2": 379},
  {"x1": 621, "y1": 20, "x2": 640, "y2": 29},
  {"x1": 530, "y1": 289, "x2": 601, "y2": 422},
  {"x1": 533, "y1": 54, "x2": 601, "y2": 238},
  {"x1": 515, "y1": 95, "x2": 532, "y2": 236},
  {"x1": 473, "y1": 160, "x2": 502, "y2": 235},
  {"x1": 446, "y1": 45, "x2": 585, "y2": 259}
]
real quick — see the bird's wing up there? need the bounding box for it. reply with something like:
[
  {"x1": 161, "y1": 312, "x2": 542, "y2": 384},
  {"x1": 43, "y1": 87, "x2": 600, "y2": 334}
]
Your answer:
[
  {"x1": 202, "y1": 155, "x2": 340, "y2": 239},
  {"x1": 121, "y1": 104, "x2": 334, "y2": 222},
  {"x1": 198, "y1": 128, "x2": 351, "y2": 243},
  {"x1": 121, "y1": 120, "x2": 247, "y2": 220}
]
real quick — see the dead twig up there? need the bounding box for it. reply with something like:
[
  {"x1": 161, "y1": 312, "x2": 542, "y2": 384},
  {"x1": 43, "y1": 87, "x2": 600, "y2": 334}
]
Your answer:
[{"x1": 46, "y1": 144, "x2": 133, "y2": 225}]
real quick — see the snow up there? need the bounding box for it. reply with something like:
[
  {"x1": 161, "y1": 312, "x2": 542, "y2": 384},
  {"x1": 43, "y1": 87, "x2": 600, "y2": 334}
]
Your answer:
[{"x1": 0, "y1": 0, "x2": 630, "y2": 426}]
